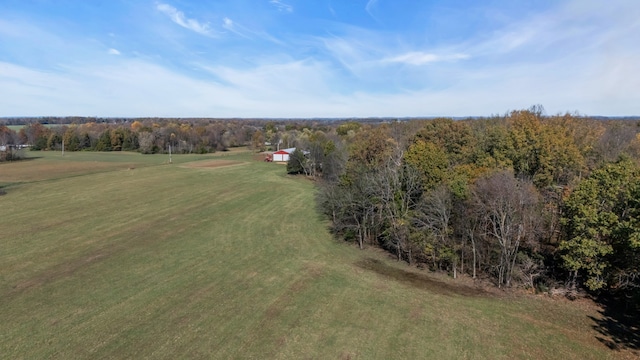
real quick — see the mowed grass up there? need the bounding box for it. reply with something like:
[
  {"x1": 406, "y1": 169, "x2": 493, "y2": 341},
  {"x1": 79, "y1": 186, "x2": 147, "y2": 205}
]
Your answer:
[
  {"x1": 0, "y1": 149, "x2": 249, "y2": 184},
  {"x1": 0, "y1": 152, "x2": 628, "y2": 359},
  {"x1": 5, "y1": 124, "x2": 65, "y2": 131}
]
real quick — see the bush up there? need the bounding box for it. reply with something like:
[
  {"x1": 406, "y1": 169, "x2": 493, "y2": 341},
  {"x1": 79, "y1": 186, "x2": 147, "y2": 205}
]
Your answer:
[
  {"x1": 0, "y1": 148, "x2": 24, "y2": 162},
  {"x1": 286, "y1": 149, "x2": 307, "y2": 175}
]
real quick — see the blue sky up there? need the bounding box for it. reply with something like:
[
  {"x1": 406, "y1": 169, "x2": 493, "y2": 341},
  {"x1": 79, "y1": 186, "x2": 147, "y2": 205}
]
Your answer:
[{"x1": 1, "y1": 0, "x2": 639, "y2": 117}]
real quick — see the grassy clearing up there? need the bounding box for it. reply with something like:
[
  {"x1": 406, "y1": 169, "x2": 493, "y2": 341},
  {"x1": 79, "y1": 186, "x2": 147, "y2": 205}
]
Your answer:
[
  {"x1": 0, "y1": 149, "x2": 250, "y2": 185},
  {"x1": 0, "y1": 152, "x2": 631, "y2": 359},
  {"x1": 5, "y1": 124, "x2": 65, "y2": 131}
]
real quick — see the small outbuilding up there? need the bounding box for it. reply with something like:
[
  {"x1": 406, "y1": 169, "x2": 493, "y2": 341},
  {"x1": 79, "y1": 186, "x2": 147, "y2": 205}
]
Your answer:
[{"x1": 272, "y1": 148, "x2": 297, "y2": 162}]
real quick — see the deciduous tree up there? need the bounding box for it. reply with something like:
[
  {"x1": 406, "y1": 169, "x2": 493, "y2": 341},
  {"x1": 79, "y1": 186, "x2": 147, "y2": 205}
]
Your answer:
[
  {"x1": 472, "y1": 171, "x2": 540, "y2": 287},
  {"x1": 560, "y1": 158, "x2": 640, "y2": 292}
]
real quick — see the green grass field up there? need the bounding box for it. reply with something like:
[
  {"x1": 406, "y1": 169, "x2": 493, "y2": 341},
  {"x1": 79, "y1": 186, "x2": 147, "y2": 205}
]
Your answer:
[
  {"x1": 0, "y1": 151, "x2": 632, "y2": 359},
  {"x1": 5, "y1": 124, "x2": 60, "y2": 131}
]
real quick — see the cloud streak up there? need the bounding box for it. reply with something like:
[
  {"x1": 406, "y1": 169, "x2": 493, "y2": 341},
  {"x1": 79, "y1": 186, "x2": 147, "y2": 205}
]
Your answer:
[
  {"x1": 382, "y1": 52, "x2": 469, "y2": 65},
  {"x1": 269, "y1": 0, "x2": 293, "y2": 13},
  {"x1": 365, "y1": 0, "x2": 378, "y2": 20},
  {"x1": 2, "y1": 49, "x2": 640, "y2": 118},
  {"x1": 156, "y1": 3, "x2": 215, "y2": 37},
  {"x1": 221, "y1": 17, "x2": 256, "y2": 40}
]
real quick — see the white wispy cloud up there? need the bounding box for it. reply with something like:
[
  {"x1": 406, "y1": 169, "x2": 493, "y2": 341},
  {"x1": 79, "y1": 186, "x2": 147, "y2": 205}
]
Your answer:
[
  {"x1": 222, "y1": 17, "x2": 237, "y2": 33},
  {"x1": 107, "y1": 48, "x2": 121, "y2": 55},
  {"x1": 269, "y1": 0, "x2": 293, "y2": 13},
  {"x1": 365, "y1": 0, "x2": 378, "y2": 19},
  {"x1": 221, "y1": 17, "x2": 251, "y2": 39},
  {"x1": 328, "y1": 5, "x2": 336, "y2": 17},
  {"x1": 382, "y1": 52, "x2": 469, "y2": 65},
  {"x1": 463, "y1": 0, "x2": 639, "y2": 60},
  {"x1": 201, "y1": 59, "x2": 333, "y2": 96},
  {"x1": 321, "y1": 31, "x2": 383, "y2": 75},
  {"x1": 156, "y1": 3, "x2": 215, "y2": 37},
  {"x1": 220, "y1": 17, "x2": 284, "y2": 44},
  {"x1": 2, "y1": 48, "x2": 640, "y2": 118}
]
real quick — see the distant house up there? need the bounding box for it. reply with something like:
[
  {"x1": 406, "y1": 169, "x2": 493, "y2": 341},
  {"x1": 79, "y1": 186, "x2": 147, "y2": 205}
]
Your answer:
[{"x1": 272, "y1": 148, "x2": 297, "y2": 162}]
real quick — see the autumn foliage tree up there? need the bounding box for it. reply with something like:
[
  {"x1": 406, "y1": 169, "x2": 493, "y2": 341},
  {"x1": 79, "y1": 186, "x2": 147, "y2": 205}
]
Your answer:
[
  {"x1": 506, "y1": 110, "x2": 584, "y2": 187},
  {"x1": 251, "y1": 130, "x2": 265, "y2": 152},
  {"x1": 316, "y1": 110, "x2": 640, "y2": 296},
  {"x1": 560, "y1": 157, "x2": 640, "y2": 295}
]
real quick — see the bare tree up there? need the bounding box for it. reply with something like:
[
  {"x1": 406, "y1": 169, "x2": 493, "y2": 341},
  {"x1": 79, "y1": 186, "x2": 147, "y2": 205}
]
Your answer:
[
  {"x1": 321, "y1": 135, "x2": 347, "y2": 182},
  {"x1": 414, "y1": 185, "x2": 453, "y2": 271},
  {"x1": 366, "y1": 149, "x2": 423, "y2": 263},
  {"x1": 318, "y1": 174, "x2": 379, "y2": 250},
  {"x1": 472, "y1": 171, "x2": 540, "y2": 287},
  {"x1": 455, "y1": 200, "x2": 483, "y2": 279}
]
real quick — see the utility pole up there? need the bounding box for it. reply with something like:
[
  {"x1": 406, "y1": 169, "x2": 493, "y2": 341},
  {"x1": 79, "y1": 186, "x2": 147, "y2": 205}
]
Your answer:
[{"x1": 62, "y1": 138, "x2": 64, "y2": 157}]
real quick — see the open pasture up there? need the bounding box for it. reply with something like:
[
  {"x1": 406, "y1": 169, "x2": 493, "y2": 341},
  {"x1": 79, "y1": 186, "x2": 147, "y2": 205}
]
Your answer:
[
  {"x1": 0, "y1": 149, "x2": 250, "y2": 185},
  {"x1": 4, "y1": 124, "x2": 60, "y2": 131},
  {"x1": 0, "y1": 151, "x2": 632, "y2": 359}
]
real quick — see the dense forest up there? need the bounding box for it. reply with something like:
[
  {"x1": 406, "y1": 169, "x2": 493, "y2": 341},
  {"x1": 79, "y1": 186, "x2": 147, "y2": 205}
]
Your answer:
[
  {"x1": 2, "y1": 110, "x2": 640, "y2": 309},
  {"x1": 288, "y1": 108, "x2": 640, "y2": 310}
]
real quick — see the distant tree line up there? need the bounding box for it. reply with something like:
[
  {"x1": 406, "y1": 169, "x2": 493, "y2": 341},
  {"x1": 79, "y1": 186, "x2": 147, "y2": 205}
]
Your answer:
[
  {"x1": 0, "y1": 118, "x2": 343, "y2": 156},
  {"x1": 0, "y1": 118, "x2": 364, "y2": 165},
  {"x1": 281, "y1": 108, "x2": 640, "y2": 309}
]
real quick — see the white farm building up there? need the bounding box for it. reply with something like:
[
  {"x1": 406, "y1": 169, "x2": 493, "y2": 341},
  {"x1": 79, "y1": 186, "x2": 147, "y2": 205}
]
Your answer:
[{"x1": 272, "y1": 148, "x2": 297, "y2": 162}]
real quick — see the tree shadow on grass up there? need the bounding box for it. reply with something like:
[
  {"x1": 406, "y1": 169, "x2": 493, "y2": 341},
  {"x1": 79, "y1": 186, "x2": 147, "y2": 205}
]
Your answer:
[
  {"x1": 0, "y1": 156, "x2": 42, "y2": 163},
  {"x1": 589, "y1": 295, "x2": 640, "y2": 355},
  {"x1": 355, "y1": 258, "x2": 492, "y2": 297}
]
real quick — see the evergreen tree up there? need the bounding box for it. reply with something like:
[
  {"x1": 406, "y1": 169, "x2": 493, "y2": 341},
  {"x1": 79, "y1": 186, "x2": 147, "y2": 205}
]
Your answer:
[{"x1": 287, "y1": 149, "x2": 306, "y2": 175}]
